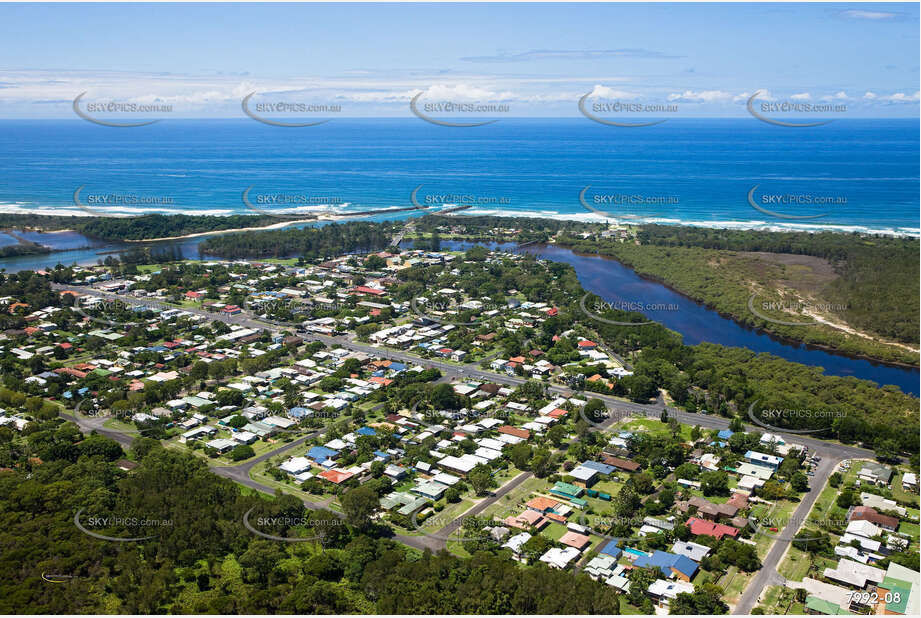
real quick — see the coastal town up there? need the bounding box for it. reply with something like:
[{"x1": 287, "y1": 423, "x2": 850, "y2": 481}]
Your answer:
[{"x1": 1, "y1": 241, "x2": 917, "y2": 615}]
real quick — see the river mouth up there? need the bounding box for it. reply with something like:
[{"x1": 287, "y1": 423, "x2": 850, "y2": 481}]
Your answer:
[{"x1": 1, "y1": 231, "x2": 916, "y2": 396}]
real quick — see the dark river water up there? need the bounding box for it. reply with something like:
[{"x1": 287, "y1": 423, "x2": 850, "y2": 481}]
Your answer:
[{"x1": 4, "y1": 230, "x2": 917, "y2": 396}]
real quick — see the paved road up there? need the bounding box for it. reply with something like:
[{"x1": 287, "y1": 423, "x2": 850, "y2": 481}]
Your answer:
[
  {"x1": 732, "y1": 454, "x2": 842, "y2": 614},
  {"x1": 435, "y1": 470, "x2": 533, "y2": 541}
]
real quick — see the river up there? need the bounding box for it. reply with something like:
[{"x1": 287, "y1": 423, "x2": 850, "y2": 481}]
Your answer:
[{"x1": 2, "y1": 230, "x2": 917, "y2": 396}]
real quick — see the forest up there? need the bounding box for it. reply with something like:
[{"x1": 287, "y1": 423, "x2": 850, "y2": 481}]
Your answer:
[{"x1": 0, "y1": 423, "x2": 625, "y2": 614}]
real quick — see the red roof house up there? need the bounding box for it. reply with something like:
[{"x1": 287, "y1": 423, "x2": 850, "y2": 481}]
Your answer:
[{"x1": 686, "y1": 517, "x2": 739, "y2": 540}]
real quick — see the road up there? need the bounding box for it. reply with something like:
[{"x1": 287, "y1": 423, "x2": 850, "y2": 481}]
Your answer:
[{"x1": 732, "y1": 454, "x2": 842, "y2": 614}]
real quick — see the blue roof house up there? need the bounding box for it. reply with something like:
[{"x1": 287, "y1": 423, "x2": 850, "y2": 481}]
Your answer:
[
  {"x1": 307, "y1": 446, "x2": 340, "y2": 464},
  {"x1": 634, "y1": 550, "x2": 699, "y2": 581},
  {"x1": 599, "y1": 539, "x2": 623, "y2": 559}
]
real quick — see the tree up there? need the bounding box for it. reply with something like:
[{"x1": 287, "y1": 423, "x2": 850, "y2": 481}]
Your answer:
[
  {"x1": 760, "y1": 480, "x2": 787, "y2": 501},
  {"x1": 583, "y1": 398, "x2": 606, "y2": 423},
  {"x1": 546, "y1": 425, "x2": 567, "y2": 448},
  {"x1": 340, "y1": 485, "x2": 378, "y2": 530},
  {"x1": 837, "y1": 488, "x2": 859, "y2": 509},
  {"x1": 78, "y1": 434, "x2": 124, "y2": 461},
  {"x1": 230, "y1": 444, "x2": 255, "y2": 461},
  {"x1": 671, "y1": 584, "x2": 729, "y2": 614},
  {"x1": 700, "y1": 470, "x2": 730, "y2": 496},
  {"x1": 227, "y1": 415, "x2": 248, "y2": 429},
  {"x1": 791, "y1": 471, "x2": 809, "y2": 493},
  {"x1": 468, "y1": 464, "x2": 496, "y2": 495}
]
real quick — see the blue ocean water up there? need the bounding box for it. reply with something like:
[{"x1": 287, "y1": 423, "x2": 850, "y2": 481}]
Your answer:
[{"x1": 0, "y1": 119, "x2": 917, "y2": 235}]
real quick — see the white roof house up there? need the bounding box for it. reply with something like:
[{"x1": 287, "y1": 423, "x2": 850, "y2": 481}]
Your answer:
[
  {"x1": 823, "y1": 558, "x2": 885, "y2": 588},
  {"x1": 539, "y1": 547, "x2": 581, "y2": 569},
  {"x1": 280, "y1": 457, "x2": 312, "y2": 475},
  {"x1": 648, "y1": 579, "x2": 695, "y2": 603}
]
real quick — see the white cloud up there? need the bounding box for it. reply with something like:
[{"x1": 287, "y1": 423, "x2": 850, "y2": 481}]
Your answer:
[
  {"x1": 880, "y1": 91, "x2": 921, "y2": 103},
  {"x1": 667, "y1": 90, "x2": 733, "y2": 103},
  {"x1": 790, "y1": 92, "x2": 811, "y2": 101},
  {"x1": 839, "y1": 9, "x2": 901, "y2": 20},
  {"x1": 585, "y1": 85, "x2": 638, "y2": 99},
  {"x1": 821, "y1": 91, "x2": 851, "y2": 101}
]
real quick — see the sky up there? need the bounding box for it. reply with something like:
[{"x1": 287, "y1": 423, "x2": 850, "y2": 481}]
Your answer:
[{"x1": 0, "y1": 2, "x2": 918, "y2": 118}]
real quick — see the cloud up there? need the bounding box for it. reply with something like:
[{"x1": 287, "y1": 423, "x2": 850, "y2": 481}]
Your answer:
[
  {"x1": 461, "y1": 49, "x2": 682, "y2": 63},
  {"x1": 863, "y1": 90, "x2": 920, "y2": 104},
  {"x1": 821, "y1": 91, "x2": 851, "y2": 101},
  {"x1": 790, "y1": 92, "x2": 811, "y2": 101},
  {"x1": 411, "y1": 83, "x2": 516, "y2": 102},
  {"x1": 667, "y1": 90, "x2": 734, "y2": 103},
  {"x1": 838, "y1": 9, "x2": 903, "y2": 20},
  {"x1": 584, "y1": 85, "x2": 638, "y2": 100}
]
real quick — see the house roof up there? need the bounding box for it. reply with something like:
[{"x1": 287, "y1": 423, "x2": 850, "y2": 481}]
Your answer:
[
  {"x1": 526, "y1": 496, "x2": 559, "y2": 512},
  {"x1": 602, "y1": 455, "x2": 641, "y2": 471},
  {"x1": 307, "y1": 445, "x2": 339, "y2": 462},
  {"x1": 599, "y1": 539, "x2": 623, "y2": 558},
  {"x1": 805, "y1": 596, "x2": 853, "y2": 615},
  {"x1": 670, "y1": 541, "x2": 711, "y2": 562},
  {"x1": 559, "y1": 531, "x2": 591, "y2": 549},
  {"x1": 849, "y1": 506, "x2": 899, "y2": 530},
  {"x1": 686, "y1": 517, "x2": 739, "y2": 539},
  {"x1": 581, "y1": 460, "x2": 616, "y2": 475},
  {"x1": 318, "y1": 469, "x2": 355, "y2": 484},
  {"x1": 634, "y1": 550, "x2": 699, "y2": 579},
  {"x1": 497, "y1": 425, "x2": 530, "y2": 439}
]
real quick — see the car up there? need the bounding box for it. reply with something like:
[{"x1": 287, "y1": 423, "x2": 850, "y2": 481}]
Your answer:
[{"x1": 770, "y1": 527, "x2": 778, "y2": 532}]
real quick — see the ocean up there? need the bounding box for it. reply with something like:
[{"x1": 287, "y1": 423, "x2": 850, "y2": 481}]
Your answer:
[{"x1": 0, "y1": 118, "x2": 917, "y2": 236}]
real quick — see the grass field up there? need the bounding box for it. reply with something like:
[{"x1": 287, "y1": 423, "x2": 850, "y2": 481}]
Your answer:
[{"x1": 778, "y1": 546, "x2": 811, "y2": 581}]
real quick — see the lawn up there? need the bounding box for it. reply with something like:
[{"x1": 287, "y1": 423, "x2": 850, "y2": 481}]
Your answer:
[
  {"x1": 892, "y1": 472, "x2": 921, "y2": 507},
  {"x1": 898, "y1": 521, "x2": 919, "y2": 542},
  {"x1": 399, "y1": 498, "x2": 477, "y2": 538},
  {"x1": 778, "y1": 546, "x2": 811, "y2": 581},
  {"x1": 542, "y1": 521, "x2": 569, "y2": 542},
  {"x1": 617, "y1": 417, "x2": 692, "y2": 441},
  {"x1": 479, "y1": 476, "x2": 546, "y2": 519},
  {"x1": 248, "y1": 461, "x2": 338, "y2": 502},
  {"x1": 720, "y1": 566, "x2": 750, "y2": 605}
]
